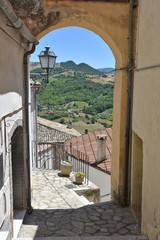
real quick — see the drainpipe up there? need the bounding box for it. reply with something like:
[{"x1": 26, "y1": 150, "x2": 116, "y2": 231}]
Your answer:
[
  {"x1": 124, "y1": 0, "x2": 134, "y2": 206},
  {"x1": 35, "y1": 88, "x2": 38, "y2": 168},
  {"x1": 24, "y1": 45, "x2": 36, "y2": 213}
]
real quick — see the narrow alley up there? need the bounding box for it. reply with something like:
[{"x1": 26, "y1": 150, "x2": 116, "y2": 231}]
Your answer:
[{"x1": 14, "y1": 170, "x2": 148, "y2": 240}]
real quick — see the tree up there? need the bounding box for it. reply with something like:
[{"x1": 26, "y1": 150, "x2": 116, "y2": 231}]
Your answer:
[
  {"x1": 59, "y1": 118, "x2": 65, "y2": 124},
  {"x1": 91, "y1": 116, "x2": 96, "y2": 124}
]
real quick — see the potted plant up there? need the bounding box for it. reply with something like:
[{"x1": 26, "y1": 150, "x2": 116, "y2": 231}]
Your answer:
[{"x1": 75, "y1": 171, "x2": 85, "y2": 184}]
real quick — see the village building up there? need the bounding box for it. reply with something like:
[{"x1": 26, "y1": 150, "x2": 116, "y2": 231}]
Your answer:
[
  {"x1": 0, "y1": 0, "x2": 160, "y2": 239},
  {"x1": 65, "y1": 128, "x2": 112, "y2": 202}
]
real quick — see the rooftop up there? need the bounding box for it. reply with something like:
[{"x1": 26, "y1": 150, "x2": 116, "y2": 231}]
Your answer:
[
  {"x1": 65, "y1": 128, "x2": 112, "y2": 173},
  {"x1": 37, "y1": 117, "x2": 81, "y2": 139}
]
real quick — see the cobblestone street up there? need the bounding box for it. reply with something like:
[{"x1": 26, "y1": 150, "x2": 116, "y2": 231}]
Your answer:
[{"x1": 17, "y1": 171, "x2": 148, "y2": 239}]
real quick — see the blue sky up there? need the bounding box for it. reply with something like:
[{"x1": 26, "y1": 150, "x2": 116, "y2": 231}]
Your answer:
[{"x1": 31, "y1": 26, "x2": 115, "y2": 69}]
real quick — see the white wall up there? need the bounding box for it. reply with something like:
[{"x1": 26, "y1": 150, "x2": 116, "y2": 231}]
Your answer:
[
  {"x1": 89, "y1": 165, "x2": 111, "y2": 202},
  {"x1": 68, "y1": 156, "x2": 111, "y2": 202},
  {"x1": 0, "y1": 9, "x2": 26, "y2": 238}
]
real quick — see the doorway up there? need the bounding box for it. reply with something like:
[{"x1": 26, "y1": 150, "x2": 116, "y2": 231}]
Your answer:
[
  {"x1": 11, "y1": 126, "x2": 25, "y2": 209},
  {"x1": 11, "y1": 126, "x2": 26, "y2": 237}
]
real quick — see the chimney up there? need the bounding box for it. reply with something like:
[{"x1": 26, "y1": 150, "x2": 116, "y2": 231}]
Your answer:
[
  {"x1": 67, "y1": 120, "x2": 72, "y2": 129},
  {"x1": 85, "y1": 128, "x2": 88, "y2": 134},
  {"x1": 96, "y1": 134, "x2": 107, "y2": 163}
]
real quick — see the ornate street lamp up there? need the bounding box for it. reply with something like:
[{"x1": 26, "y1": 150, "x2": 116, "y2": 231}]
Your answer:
[{"x1": 38, "y1": 45, "x2": 57, "y2": 83}]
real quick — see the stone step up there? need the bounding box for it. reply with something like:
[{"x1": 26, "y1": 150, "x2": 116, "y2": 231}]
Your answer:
[
  {"x1": 13, "y1": 235, "x2": 148, "y2": 240},
  {"x1": 13, "y1": 210, "x2": 26, "y2": 238},
  {"x1": 12, "y1": 239, "x2": 33, "y2": 240},
  {"x1": 0, "y1": 231, "x2": 10, "y2": 240},
  {"x1": 78, "y1": 195, "x2": 93, "y2": 205},
  {"x1": 68, "y1": 189, "x2": 90, "y2": 206}
]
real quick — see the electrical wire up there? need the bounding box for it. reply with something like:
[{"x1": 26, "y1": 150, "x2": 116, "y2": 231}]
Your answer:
[
  {"x1": 134, "y1": 64, "x2": 160, "y2": 72},
  {"x1": 102, "y1": 64, "x2": 160, "y2": 74}
]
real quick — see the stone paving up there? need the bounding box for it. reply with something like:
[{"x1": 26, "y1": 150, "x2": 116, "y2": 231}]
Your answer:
[
  {"x1": 17, "y1": 170, "x2": 148, "y2": 239},
  {"x1": 31, "y1": 171, "x2": 86, "y2": 209}
]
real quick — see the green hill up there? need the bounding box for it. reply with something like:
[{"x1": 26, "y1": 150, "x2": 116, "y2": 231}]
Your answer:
[
  {"x1": 98, "y1": 67, "x2": 115, "y2": 74},
  {"x1": 30, "y1": 61, "x2": 113, "y2": 130},
  {"x1": 60, "y1": 61, "x2": 101, "y2": 75},
  {"x1": 30, "y1": 60, "x2": 101, "y2": 75},
  {"x1": 37, "y1": 72, "x2": 113, "y2": 125},
  {"x1": 30, "y1": 68, "x2": 43, "y2": 73}
]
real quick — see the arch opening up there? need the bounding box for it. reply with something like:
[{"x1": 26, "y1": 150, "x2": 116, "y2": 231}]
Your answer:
[
  {"x1": 30, "y1": 26, "x2": 116, "y2": 204},
  {"x1": 36, "y1": 24, "x2": 120, "y2": 68}
]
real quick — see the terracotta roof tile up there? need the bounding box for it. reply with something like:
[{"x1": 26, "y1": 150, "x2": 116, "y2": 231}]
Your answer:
[{"x1": 65, "y1": 128, "x2": 112, "y2": 173}]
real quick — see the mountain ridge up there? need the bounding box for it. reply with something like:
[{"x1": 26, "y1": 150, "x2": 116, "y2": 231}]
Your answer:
[
  {"x1": 98, "y1": 67, "x2": 115, "y2": 73},
  {"x1": 60, "y1": 60, "x2": 101, "y2": 74},
  {"x1": 30, "y1": 61, "x2": 114, "y2": 75}
]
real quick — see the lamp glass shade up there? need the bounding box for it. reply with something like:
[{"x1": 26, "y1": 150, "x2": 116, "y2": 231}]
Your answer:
[
  {"x1": 39, "y1": 55, "x2": 49, "y2": 69},
  {"x1": 39, "y1": 55, "x2": 57, "y2": 69},
  {"x1": 49, "y1": 56, "x2": 56, "y2": 69},
  {"x1": 39, "y1": 45, "x2": 57, "y2": 70}
]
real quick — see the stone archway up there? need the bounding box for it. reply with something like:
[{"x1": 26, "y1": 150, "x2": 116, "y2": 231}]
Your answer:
[{"x1": 9, "y1": 0, "x2": 131, "y2": 204}]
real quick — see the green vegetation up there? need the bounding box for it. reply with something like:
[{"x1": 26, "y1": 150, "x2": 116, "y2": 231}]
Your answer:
[
  {"x1": 60, "y1": 61, "x2": 101, "y2": 74},
  {"x1": 72, "y1": 121, "x2": 106, "y2": 133},
  {"x1": 31, "y1": 61, "x2": 114, "y2": 134},
  {"x1": 75, "y1": 171, "x2": 85, "y2": 177},
  {"x1": 30, "y1": 68, "x2": 43, "y2": 73}
]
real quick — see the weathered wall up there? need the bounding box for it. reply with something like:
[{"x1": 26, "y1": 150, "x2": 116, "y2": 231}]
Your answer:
[
  {"x1": 0, "y1": 9, "x2": 27, "y2": 239},
  {"x1": 132, "y1": 0, "x2": 160, "y2": 239},
  {"x1": 8, "y1": 0, "x2": 130, "y2": 70},
  {"x1": 0, "y1": 13, "x2": 24, "y2": 118}
]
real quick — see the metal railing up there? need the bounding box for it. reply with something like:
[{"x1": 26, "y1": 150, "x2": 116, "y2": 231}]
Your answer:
[
  {"x1": 34, "y1": 142, "x2": 89, "y2": 184},
  {"x1": 65, "y1": 144, "x2": 89, "y2": 184},
  {"x1": 34, "y1": 122, "x2": 89, "y2": 184}
]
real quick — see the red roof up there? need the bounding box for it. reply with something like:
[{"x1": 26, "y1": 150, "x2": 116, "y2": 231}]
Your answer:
[{"x1": 65, "y1": 128, "x2": 112, "y2": 173}]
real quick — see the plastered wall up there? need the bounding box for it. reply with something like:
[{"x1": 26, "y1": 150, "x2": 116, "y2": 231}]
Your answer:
[
  {"x1": 0, "y1": 10, "x2": 26, "y2": 237},
  {"x1": 132, "y1": 0, "x2": 160, "y2": 239},
  {"x1": 0, "y1": 11, "x2": 24, "y2": 118}
]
